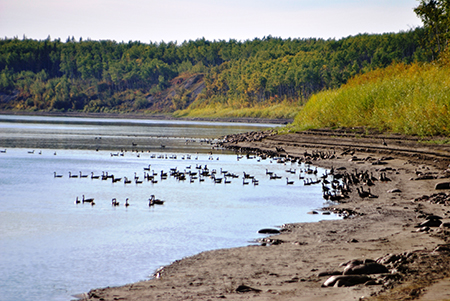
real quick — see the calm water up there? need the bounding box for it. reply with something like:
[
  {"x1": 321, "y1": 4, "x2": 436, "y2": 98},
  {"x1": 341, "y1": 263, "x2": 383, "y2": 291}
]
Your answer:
[{"x1": 0, "y1": 115, "x2": 337, "y2": 301}]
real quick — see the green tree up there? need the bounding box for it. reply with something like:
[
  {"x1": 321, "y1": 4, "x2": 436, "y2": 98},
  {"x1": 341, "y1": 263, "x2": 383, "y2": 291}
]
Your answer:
[{"x1": 414, "y1": 0, "x2": 450, "y2": 59}]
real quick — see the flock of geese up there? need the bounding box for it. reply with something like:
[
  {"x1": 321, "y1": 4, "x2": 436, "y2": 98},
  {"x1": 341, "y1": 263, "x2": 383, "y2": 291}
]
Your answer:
[
  {"x1": 53, "y1": 152, "x2": 336, "y2": 209},
  {"x1": 55, "y1": 149, "x2": 396, "y2": 211},
  {"x1": 74, "y1": 194, "x2": 165, "y2": 207}
]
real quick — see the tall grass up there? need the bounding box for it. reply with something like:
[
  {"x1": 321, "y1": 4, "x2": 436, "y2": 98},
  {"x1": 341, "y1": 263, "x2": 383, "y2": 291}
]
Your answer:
[
  {"x1": 291, "y1": 62, "x2": 450, "y2": 137},
  {"x1": 173, "y1": 100, "x2": 300, "y2": 119}
]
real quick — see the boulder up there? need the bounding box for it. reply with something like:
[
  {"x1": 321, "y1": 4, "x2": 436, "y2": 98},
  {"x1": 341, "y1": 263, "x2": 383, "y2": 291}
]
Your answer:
[
  {"x1": 322, "y1": 275, "x2": 372, "y2": 287},
  {"x1": 258, "y1": 228, "x2": 280, "y2": 234},
  {"x1": 343, "y1": 262, "x2": 389, "y2": 275},
  {"x1": 435, "y1": 182, "x2": 450, "y2": 190}
]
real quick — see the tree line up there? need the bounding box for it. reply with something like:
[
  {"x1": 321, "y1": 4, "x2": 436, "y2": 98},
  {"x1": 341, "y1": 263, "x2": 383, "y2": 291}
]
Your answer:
[{"x1": 0, "y1": 28, "x2": 430, "y2": 113}]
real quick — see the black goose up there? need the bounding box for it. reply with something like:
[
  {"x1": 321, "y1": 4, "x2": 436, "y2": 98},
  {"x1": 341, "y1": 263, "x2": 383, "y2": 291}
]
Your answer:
[{"x1": 82, "y1": 195, "x2": 94, "y2": 203}]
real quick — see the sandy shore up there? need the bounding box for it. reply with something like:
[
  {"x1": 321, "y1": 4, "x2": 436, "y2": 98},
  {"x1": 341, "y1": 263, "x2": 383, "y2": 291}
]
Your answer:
[{"x1": 82, "y1": 129, "x2": 450, "y2": 301}]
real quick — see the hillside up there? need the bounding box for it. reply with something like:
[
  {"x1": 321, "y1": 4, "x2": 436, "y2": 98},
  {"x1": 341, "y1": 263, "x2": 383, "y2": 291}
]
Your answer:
[
  {"x1": 0, "y1": 29, "x2": 427, "y2": 117},
  {"x1": 289, "y1": 55, "x2": 450, "y2": 137}
]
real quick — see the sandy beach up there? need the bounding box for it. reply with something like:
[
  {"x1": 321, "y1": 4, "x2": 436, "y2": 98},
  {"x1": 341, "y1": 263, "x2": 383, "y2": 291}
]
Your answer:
[{"x1": 81, "y1": 128, "x2": 450, "y2": 301}]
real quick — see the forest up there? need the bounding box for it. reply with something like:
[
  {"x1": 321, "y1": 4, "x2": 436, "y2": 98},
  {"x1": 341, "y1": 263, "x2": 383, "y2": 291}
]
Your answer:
[{"x1": 0, "y1": 28, "x2": 429, "y2": 117}]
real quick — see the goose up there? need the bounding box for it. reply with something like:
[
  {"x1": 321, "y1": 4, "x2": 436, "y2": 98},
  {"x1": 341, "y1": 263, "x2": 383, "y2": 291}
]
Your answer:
[
  {"x1": 0, "y1": 149, "x2": 6, "y2": 153},
  {"x1": 69, "y1": 172, "x2": 78, "y2": 178},
  {"x1": 79, "y1": 171, "x2": 88, "y2": 178},
  {"x1": 28, "y1": 150, "x2": 35, "y2": 154},
  {"x1": 270, "y1": 174, "x2": 282, "y2": 180},
  {"x1": 75, "y1": 196, "x2": 81, "y2": 204},
  {"x1": 135, "y1": 178, "x2": 143, "y2": 184},
  {"x1": 286, "y1": 168, "x2": 296, "y2": 174},
  {"x1": 91, "y1": 172, "x2": 100, "y2": 179},
  {"x1": 380, "y1": 173, "x2": 391, "y2": 182},
  {"x1": 150, "y1": 195, "x2": 164, "y2": 205},
  {"x1": 124, "y1": 198, "x2": 130, "y2": 207},
  {"x1": 112, "y1": 175, "x2": 122, "y2": 183},
  {"x1": 322, "y1": 183, "x2": 330, "y2": 192},
  {"x1": 82, "y1": 195, "x2": 94, "y2": 203},
  {"x1": 112, "y1": 198, "x2": 119, "y2": 206},
  {"x1": 367, "y1": 188, "x2": 379, "y2": 198},
  {"x1": 357, "y1": 187, "x2": 370, "y2": 198},
  {"x1": 54, "y1": 172, "x2": 63, "y2": 178},
  {"x1": 243, "y1": 178, "x2": 249, "y2": 185},
  {"x1": 243, "y1": 172, "x2": 254, "y2": 179},
  {"x1": 124, "y1": 177, "x2": 132, "y2": 184},
  {"x1": 286, "y1": 177, "x2": 294, "y2": 185}
]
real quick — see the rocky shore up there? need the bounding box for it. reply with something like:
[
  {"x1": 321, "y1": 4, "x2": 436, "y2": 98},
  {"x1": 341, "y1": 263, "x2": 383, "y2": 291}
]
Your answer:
[{"x1": 82, "y1": 129, "x2": 450, "y2": 301}]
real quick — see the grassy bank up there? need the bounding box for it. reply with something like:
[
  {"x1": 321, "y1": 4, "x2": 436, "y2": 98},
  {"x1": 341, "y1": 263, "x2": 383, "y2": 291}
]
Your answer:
[
  {"x1": 289, "y1": 60, "x2": 450, "y2": 137},
  {"x1": 173, "y1": 99, "x2": 299, "y2": 119}
]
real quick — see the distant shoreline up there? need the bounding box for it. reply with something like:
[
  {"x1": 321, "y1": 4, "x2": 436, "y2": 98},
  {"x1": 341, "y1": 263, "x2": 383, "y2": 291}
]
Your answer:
[{"x1": 0, "y1": 110, "x2": 292, "y2": 125}]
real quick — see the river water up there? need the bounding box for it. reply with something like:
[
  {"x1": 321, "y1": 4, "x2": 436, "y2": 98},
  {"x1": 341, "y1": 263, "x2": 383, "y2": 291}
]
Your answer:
[{"x1": 0, "y1": 115, "x2": 337, "y2": 301}]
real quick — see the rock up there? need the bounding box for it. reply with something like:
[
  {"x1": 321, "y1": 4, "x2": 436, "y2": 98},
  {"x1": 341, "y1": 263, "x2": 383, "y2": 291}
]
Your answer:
[
  {"x1": 416, "y1": 226, "x2": 430, "y2": 232},
  {"x1": 340, "y1": 258, "x2": 374, "y2": 268},
  {"x1": 343, "y1": 262, "x2": 389, "y2": 275},
  {"x1": 425, "y1": 214, "x2": 443, "y2": 220},
  {"x1": 364, "y1": 280, "x2": 380, "y2": 286},
  {"x1": 433, "y1": 244, "x2": 450, "y2": 253},
  {"x1": 417, "y1": 219, "x2": 442, "y2": 228},
  {"x1": 236, "y1": 285, "x2": 261, "y2": 293},
  {"x1": 322, "y1": 275, "x2": 372, "y2": 287},
  {"x1": 376, "y1": 253, "x2": 401, "y2": 265},
  {"x1": 435, "y1": 182, "x2": 450, "y2": 190},
  {"x1": 307, "y1": 211, "x2": 319, "y2": 215},
  {"x1": 258, "y1": 228, "x2": 280, "y2": 234},
  {"x1": 318, "y1": 270, "x2": 342, "y2": 277},
  {"x1": 440, "y1": 222, "x2": 450, "y2": 229},
  {"x1": 387, "y1": 188, "x2": 402, "y2": 193}
]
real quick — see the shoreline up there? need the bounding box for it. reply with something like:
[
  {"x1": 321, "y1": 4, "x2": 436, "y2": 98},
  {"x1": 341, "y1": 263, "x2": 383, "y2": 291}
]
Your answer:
[
  {"x1": 82, "y1": 129, "x2": 450, "y2": 300},
  {"x1": 0, "y1": 110, "x2": 292, "y2": 125}
]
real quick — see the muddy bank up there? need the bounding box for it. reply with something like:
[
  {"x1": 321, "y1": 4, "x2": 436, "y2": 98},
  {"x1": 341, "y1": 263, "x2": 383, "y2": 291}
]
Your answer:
[{"x1": 82, "y1": 129, "x2": 450, "y2": 301}]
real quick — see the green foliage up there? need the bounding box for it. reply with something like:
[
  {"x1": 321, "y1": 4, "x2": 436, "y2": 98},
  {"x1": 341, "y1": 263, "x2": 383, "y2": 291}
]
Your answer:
[
  {"x1": 292, "y1": 61, "x2": 450, "y2": 136},
  {"x1": 414, "y1": 0, "x2": 450, "y2": 59},
  {"x1": 0, "y1": 30, "x2": 427, "y2": 116}
]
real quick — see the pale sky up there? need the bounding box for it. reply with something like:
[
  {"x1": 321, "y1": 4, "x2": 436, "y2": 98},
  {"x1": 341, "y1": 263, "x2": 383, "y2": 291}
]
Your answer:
[{"x1": 0, "y1": 0, "x2": 423, "y2": 43}]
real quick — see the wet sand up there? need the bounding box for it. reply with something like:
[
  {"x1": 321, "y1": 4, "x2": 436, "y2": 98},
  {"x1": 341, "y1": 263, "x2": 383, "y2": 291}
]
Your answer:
[{"x1": 80, "y1": 128, "x2": 450, "y2": 301}]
